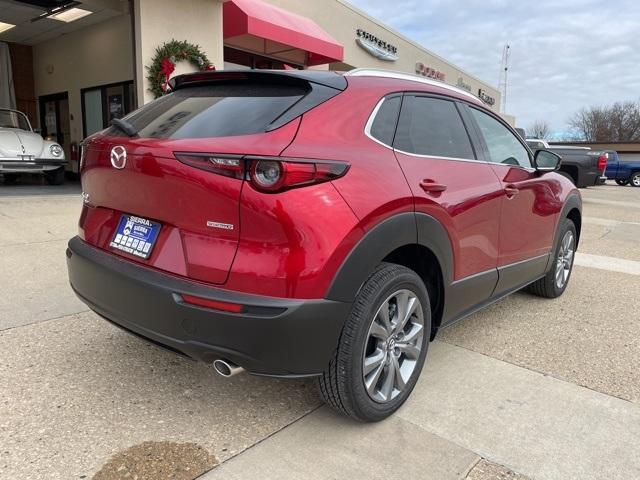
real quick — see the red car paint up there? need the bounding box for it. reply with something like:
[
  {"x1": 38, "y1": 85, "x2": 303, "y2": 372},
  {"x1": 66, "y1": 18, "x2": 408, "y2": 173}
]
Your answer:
[{"x1": 78, "y1": 73, "x2": 576, "y2": 301}]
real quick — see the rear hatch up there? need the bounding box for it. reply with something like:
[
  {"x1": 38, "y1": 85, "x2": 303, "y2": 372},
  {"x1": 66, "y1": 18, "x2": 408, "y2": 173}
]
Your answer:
[{"x1": 80, "y1": 71, "x2": 346, "y2": 285}]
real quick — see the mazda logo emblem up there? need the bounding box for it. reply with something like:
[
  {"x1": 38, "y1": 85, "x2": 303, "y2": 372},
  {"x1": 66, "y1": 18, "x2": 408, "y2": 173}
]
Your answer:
[{"x1": 110, "y1": 145, "x2": 127, "y2": 169}]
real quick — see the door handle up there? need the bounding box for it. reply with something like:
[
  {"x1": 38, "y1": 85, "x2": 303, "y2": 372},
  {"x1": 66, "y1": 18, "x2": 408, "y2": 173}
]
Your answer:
[
  {"x1": 504, "y1": 185, "x2": 519, "y2": 198},
  {"x1": 420, "y1": 180, "x2": 447, "y2": 193}
]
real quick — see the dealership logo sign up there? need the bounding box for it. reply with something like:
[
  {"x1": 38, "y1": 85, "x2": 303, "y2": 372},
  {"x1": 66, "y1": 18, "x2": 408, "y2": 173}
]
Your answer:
[
  {"x1": 356, "y1": 29, "x2": 398, "y2": 61},
  {"x1": 415, "y1": 62, "x2": 445, "y2": 81},
  {"x1": 110, "y1": 145, "x2": 127, "y2": 169},
  {"x1": 456, "y1": 77, "x2": 472, "y2": 92},
  {"x1": 478, "y1": 89, "x2": 496, "y2": 106}
]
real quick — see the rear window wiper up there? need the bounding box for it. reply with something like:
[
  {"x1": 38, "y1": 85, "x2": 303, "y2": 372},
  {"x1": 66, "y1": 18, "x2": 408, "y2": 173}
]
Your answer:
[{"x1": 110, "y1": 118, "x2": 138, "y2": 137}]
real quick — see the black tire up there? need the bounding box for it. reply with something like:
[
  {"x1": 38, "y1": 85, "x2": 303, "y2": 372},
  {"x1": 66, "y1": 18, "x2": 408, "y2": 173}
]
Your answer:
[
  {"x1": 630, "y1": 172, "x2": 640, "y2": 188},
  {"x1": 317, "y1": 263, "x2": 431, "y2": 422},
  {"x1": 526, "y1": 218, "x2": 577, "y2": 298},
  {"x1": 45, "y1": 167, "x2": 65, "y2": 185},
  {"x1": 2, "y1": 173, "x2": 19, "y2": 185},
  {"x1": 615, "y1": 179, "x2": 628, "y2": 186},
  {"x1": 558, "y1": 170, "x2": 576, "y2": 185}
]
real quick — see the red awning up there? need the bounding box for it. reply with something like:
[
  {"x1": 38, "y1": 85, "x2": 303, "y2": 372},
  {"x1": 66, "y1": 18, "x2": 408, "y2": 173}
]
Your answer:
[{"x1": 223, "y1": 0, "x2": 344, "y2": 66}]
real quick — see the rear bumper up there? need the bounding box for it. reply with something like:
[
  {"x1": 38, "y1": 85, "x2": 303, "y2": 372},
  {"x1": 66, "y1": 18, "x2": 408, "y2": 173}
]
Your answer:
[
  {"x1": 66, "y1": 236, "x2": 351, "y2": 377},
  {"x1": 595, "y1": 175, "x2": 607, "y2": 185}
]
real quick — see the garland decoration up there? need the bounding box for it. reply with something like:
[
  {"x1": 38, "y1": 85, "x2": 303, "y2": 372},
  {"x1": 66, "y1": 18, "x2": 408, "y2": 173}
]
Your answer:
[{"x1": 147, "y1": 39, "x2": 215, "y2": 98}]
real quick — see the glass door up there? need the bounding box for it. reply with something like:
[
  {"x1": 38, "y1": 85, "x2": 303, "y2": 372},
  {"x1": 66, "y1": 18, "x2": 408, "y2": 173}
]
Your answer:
[
  {"x1": 81, "y1": 81, "x2": 135, "y2": 138},
  {"x1": 39, "y1": 92, "x2": 71, "y2": 160}
]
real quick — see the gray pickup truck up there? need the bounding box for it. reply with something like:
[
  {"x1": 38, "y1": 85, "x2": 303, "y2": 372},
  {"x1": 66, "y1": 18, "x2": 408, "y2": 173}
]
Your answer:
[{"x1": 525, "y1": 139, "x2": 607, "y2": 188}]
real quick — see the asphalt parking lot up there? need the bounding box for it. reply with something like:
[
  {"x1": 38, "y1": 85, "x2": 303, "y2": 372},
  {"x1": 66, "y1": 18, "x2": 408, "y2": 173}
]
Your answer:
[{"x1": 1, "y1": 181, "x2": 639, "y2": 480}]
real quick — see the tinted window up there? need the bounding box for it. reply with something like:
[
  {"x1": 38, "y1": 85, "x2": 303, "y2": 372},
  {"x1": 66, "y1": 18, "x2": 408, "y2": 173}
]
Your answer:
[
  {"x1": 369, "y1": 96, "x2": 401, "y2": 146},
  {"x1": 108, "y1": 83, "x2": 308, "y2": 139},
  {"x1": 470, "y1": 108, "x2": 531, "y2": 168},
  {"x1": 394, "y1": 96, "x2": 475, "y2": 159}
]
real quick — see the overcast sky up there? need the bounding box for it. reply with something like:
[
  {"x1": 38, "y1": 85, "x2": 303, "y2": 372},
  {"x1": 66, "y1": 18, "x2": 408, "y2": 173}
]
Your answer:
[{"x1": 348, "y1": 0, "x2": 640, "y2": 137}]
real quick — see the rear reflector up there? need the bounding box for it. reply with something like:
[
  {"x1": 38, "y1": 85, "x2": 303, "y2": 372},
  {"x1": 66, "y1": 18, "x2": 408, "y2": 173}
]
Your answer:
[{"x1": 181, "y1": 294, "x2": 244, "y2": 313}]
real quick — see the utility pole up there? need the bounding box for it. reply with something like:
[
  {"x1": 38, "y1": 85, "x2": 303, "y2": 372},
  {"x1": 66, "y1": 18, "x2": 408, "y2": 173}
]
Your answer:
[{"x1": 498, "y1": 44, "x2": 510, "y2": 114}]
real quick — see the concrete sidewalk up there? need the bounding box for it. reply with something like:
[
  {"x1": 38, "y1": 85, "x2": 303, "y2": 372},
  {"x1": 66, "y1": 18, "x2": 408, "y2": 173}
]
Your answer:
[{"x1": 203, "y1": 342, "x2": 640, "y2": 480}]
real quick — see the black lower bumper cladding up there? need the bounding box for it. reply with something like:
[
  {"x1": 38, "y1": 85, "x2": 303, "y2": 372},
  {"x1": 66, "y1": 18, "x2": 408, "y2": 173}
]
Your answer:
[{"x1": 66, "y1": 237, "x2": 350, "y2": 377}]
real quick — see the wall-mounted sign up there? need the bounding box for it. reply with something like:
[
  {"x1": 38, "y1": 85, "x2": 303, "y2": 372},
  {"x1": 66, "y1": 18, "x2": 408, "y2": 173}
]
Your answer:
[
  {"x1": 478, "y1": 89, "x2": 496, "y2": 106},
  {"x1": 456, "y1": 77, "x2": 472, "y2": 92},
  {"x1": 415, "y1": 62, "x2": 445, "y2": 81},
  {"x1": 356, "y1": 29, "x2": 398, "y2": 61}
]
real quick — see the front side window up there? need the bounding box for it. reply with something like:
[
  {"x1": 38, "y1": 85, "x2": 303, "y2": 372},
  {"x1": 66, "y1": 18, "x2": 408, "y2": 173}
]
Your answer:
[
  {"x1": 470, "y1": 108, "x2": 531, "y2": 168},
  {"x1": 394, "y1": 96, "x2": 475, "y2": 160}
]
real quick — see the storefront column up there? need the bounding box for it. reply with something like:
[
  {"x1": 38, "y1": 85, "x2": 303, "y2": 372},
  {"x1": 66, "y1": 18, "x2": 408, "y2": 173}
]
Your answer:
[{"x1": 133, "y1": 0, "x2": 224, "y2": 105}]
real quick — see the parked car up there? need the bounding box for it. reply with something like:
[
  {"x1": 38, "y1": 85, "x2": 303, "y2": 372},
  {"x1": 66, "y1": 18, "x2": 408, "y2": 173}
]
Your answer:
[
  {"x1": 603, "y1": 150, "x2": 640, "y2": 186},
  {"x1": 525, "y1": 139, "x2": 607, "y2": 188},
  {"x1": 0, "y1": 109, "x2": 67, "y2": 185},
  {"x1": 67, "y1": 69, "x2": 581, "y2": 422}
]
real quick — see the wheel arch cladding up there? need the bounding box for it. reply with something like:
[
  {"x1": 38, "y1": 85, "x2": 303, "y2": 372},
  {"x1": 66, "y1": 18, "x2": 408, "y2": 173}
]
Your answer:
[
  {"x1": 561, "y1": 193, "x2": 582, "y2": 244},
  {"x1": 325, "y1": 212, "x2": 453, "y2": 337},
  {"x1": 546, "y1": 193, "x2": 582, "y2": 273}
]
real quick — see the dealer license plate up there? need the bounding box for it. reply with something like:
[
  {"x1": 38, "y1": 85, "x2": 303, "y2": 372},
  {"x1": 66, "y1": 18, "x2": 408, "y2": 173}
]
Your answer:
[{"x1": 109, "y1": 214, "x2": 161, "y2": 259}]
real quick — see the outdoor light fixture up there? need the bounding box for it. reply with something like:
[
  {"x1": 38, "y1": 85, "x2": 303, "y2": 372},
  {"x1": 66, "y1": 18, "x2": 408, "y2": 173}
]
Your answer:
[
  {"x1": 49, "y1": 7, "x2": 92, "y2": 22},
  {"x1": 30, "y1": 1, "x2": 92, "y2": 23},
  {"x1": 0, "y1": 22, "x2": 16, "y2": 34}
]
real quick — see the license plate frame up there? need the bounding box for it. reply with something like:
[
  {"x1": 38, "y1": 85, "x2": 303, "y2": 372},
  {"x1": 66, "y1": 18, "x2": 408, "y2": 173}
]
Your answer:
[{"x1": 109, "y1": 214, "x2": 161, "y2": 259}]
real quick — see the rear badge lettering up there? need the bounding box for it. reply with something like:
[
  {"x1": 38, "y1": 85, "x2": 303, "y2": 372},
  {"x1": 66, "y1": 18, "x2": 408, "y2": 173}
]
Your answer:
[{"x1": 207, "y1": 221, "x2": 234, "y2": 230}]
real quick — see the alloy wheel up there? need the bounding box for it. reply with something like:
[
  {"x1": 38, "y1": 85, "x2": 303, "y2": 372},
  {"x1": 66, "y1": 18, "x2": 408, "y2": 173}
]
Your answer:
[
  {"x1": 362, "y1": 289, "x2": 424, "y2": 403},
  {"x1": 555, "y1": 230, "x2": 575, "y2": 289},
  {"x1": 632, "y1": 175, "x2": 640, "y2": 187}
]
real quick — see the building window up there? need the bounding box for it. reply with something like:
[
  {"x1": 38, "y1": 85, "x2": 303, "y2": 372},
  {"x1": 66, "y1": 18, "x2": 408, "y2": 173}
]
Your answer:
[{"x1": 81, "y1": 81, "x2": 135, "y2": 138}]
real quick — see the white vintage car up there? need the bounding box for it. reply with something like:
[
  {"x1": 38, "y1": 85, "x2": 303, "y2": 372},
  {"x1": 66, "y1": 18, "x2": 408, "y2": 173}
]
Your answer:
[{"x1": 0, "y1": 108, "x2": 67, "y2": 185}]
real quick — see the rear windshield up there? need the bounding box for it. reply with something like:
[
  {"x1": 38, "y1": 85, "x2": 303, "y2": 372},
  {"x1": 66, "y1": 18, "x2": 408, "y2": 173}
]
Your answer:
[{"x1": 108, "y1": 83, "x2": 308, "y2": 139}]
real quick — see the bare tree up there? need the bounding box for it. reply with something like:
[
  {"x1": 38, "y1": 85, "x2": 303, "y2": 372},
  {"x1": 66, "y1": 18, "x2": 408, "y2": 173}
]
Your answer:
[
  {"x1": 527, "y1": 120, "x2": 551, "y2": 139},
  {"x1": 569, "y1": 101, "x2": 640, "y2": 141}
]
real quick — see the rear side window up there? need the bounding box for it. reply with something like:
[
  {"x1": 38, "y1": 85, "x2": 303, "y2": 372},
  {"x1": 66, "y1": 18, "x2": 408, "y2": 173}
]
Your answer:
[
  {"x1": 394, "y1": 96, "x2": 475, "y2": 159},
  {"x1": 109, "y1": 83, "x2": 308, "y2": 139},
  {"x1": 369, "y1": 96, "x2": 401, "y2": 146}
]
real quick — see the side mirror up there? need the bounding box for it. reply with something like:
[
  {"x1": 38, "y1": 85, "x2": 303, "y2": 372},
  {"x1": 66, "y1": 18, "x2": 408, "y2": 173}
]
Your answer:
[{"x1": 533, "y1": 150, "x2": 562, "y2": 172}]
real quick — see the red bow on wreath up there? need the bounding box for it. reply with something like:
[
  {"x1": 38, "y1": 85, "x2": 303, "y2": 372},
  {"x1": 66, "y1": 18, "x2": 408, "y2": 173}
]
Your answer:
[{"x1": 160, "y1": 58, "x2": 175, "y2": 92}]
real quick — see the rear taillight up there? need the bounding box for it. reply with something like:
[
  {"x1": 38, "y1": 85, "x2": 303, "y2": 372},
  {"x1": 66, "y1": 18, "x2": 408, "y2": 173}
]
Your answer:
[
  {"x1": 175, "y1": 153, "x2": 244, "y2": 179},
  {"x1": 597, "y1": 153, "x2": 608, "y2": 172},
  {"x1": 248, "y1": 157, "x2": 349, "y2": 193},
  {"x1": 174, "y1": 153, "x2": 349, "y2": 192}
]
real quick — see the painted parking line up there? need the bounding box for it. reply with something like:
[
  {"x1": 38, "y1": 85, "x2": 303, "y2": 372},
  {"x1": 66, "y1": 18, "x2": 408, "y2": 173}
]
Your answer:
[
  {"x1": 575, "y1": 252, "x2": 640, "y2": 276},
  {"x1": 582, "y1": 216, "x2": 630, "y2": 227},
  {"x1": 582, "y1": 197, "x2": 640, "y2": 209}
]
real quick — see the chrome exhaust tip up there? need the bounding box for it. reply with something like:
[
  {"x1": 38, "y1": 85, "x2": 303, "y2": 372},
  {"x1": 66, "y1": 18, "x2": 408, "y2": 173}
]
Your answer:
[{"x1": 213, "y1": 359, "x2": 244, "y2": 378}]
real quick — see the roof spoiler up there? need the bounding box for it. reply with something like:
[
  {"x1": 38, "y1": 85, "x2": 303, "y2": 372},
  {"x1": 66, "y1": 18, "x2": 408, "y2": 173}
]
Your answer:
[{"x1": 169, "y1": 69, "x2": 348, "y2": 92}]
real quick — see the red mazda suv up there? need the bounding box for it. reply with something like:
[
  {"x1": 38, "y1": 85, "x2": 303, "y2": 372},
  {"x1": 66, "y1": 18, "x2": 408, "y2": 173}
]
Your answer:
[{"x1": 67, "y1": 69, "x2": 581, "y2": 422}]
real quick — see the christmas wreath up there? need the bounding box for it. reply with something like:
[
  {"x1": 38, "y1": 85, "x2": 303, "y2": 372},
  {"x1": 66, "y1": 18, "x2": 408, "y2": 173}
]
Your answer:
[{"x1": 147, "y1": 39, "x2": 215, "y2": 98}]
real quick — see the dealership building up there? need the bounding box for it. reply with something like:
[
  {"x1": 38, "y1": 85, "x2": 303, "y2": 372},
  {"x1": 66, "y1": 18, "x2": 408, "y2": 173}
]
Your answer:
[{"x1": 0, "y1": 0, "x2": 504, "y2": 171}]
